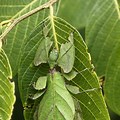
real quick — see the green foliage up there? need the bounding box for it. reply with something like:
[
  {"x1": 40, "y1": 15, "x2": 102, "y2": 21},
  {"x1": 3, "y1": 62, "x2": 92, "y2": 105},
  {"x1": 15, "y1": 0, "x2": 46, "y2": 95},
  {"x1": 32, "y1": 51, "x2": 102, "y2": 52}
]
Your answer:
[
  {"x1": 85, "y1": 0, "x2": 120, "y2": 115},
  {"x1": 0, "y1": 0, "x2": 55, "y2": 76},
  {"x1": 34, "y1": 37, "x2": 53, "y2": 66},
  {"x1": 2, "y1": 0, "x2": 120, "y2": 120},
  {"x1": 0, "y1": 49, "x2": 15, "y2": 120},
  {"x1": 58, "y1": 0, "x2": 97, "y2": 28}
]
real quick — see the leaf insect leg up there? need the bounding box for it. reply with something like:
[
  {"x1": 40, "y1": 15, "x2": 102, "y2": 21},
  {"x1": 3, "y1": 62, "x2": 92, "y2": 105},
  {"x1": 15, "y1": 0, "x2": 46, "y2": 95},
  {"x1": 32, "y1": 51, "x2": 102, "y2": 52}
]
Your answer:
[{"x1": 67, "y1": 65, "x2": 102, "y2": 95}]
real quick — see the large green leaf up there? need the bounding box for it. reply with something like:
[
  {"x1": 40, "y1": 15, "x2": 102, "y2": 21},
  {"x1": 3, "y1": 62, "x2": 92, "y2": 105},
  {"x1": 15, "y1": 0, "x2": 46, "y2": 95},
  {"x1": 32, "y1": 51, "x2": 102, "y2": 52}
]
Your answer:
[
  {"x1": 58, "y1": 0, "x2": 97, "y2": 29},
  {"x1": 0, "y1": 49, "x2": 15, "y2": 120},
  {"x1": 18, "y1": 16, "x2": 110, "y2": 120},
  {"x1": 105, "y1": 43, "x2": 120, "y2": 115},
  {"x1": 86, "y1": 0, "x2": 120, "y2": 115},
  {"x1": 0, "y1": 0, "x2": 58, "y2": 76}
]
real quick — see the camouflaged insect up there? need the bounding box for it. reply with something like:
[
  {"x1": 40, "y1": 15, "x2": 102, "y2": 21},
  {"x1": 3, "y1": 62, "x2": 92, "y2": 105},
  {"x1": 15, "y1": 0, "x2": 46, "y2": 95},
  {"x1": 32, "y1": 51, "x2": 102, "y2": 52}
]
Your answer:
[{"x1": 32, "y1": 32, "x2": 80, "y2": 120}]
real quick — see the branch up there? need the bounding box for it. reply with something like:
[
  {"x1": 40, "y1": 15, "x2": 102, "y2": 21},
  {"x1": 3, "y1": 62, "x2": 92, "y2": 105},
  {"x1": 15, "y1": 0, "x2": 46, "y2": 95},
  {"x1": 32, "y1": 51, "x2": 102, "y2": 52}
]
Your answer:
[{"x1": 0, "y1": 0, "x2": 58, "y2": 41}]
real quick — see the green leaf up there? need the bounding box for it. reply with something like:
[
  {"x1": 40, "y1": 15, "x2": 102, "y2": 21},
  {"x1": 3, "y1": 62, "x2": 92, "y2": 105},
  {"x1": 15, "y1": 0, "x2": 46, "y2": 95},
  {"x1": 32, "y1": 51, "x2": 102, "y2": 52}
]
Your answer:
[
  {"x1": 57, "y1": 33, "x2": 75, "y2": 73},
  {"x1": 38, "y1": 71, "x2": 75, "y2": 120},
  {"x1": 0, "y1": 0, "x2": 58, "y2": 76},
  {"x1": 86, "y1": 0, "x2": 120, "y2": 115},
  {"x1": 18, "y1": 18, "x2": 51, "y2": 120},
  {"x1": 104, "y1": 43, "x2": 120, "y2": 115},
  {"x1": 58, "y1": 0, "x2": 97, "y2": 28},
  {"x1": 34, "y1": 37, "x2": 53, "y2": 66},
  {"x1": 86, "y1": 0, "x2": 120, "y2": 76},
  {"x1": 33, "y1": 76, "x2": 47, "y2": 90},
  {"x1": 19, "y1": 16, "x2": 110, "y2": 120},
  {"x1": 0, "y1": 49, "x2": 15, "y2": 120}
]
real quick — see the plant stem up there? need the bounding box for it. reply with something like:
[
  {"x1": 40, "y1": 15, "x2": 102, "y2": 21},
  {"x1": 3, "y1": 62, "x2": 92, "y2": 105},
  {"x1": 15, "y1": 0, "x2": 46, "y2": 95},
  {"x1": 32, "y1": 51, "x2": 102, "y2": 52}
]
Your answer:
[
  {"x1": 0, "y1": 20, "x2": 12, "y2": 26},
  {"x1": 50, "y1": 5, "x2": 59, "y2": 51},
  {"x1": 0, "y1": 0, "x2": 58, "y2": 41}
]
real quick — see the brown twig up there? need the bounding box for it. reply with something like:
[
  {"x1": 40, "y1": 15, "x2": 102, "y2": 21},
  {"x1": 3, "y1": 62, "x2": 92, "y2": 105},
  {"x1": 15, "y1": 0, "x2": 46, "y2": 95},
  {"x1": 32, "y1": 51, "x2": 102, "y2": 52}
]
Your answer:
[{"x1": 0, "y1": 0, "x2": 58, "y2": 41}]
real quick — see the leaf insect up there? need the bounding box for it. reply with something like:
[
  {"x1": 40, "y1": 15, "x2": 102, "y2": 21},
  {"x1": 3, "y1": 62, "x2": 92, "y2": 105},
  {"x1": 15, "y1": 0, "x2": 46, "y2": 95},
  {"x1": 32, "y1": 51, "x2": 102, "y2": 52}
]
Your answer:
[
  {"x1": 32, "y1": 31, "x2": 78, "y2": 120},
  {"x1": 31, "y1": 30, "x2": 99, "y2": 120}
]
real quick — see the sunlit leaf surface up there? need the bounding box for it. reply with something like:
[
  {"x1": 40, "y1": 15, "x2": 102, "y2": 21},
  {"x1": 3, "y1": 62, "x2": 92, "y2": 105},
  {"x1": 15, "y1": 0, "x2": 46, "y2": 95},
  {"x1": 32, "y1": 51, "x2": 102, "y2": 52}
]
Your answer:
[{"x1": 0, "y1": 49, "x2": 15, "y2": 120}]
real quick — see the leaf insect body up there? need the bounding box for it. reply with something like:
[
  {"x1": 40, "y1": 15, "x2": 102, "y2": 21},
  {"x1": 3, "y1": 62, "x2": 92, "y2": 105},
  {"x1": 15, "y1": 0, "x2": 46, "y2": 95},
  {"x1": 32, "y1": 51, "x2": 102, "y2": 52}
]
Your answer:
[
  {"x1": 32, "y1": 30, "x2": 99, "y2": 120},
  {"x1": 32, "y1": 31, "x2": 78, "y2": 120}
]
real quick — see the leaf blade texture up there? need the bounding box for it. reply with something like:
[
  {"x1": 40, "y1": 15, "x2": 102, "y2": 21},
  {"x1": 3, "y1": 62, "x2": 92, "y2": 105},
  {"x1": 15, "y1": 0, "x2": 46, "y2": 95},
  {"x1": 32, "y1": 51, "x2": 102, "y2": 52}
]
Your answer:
[
  {"x1": 86, "y1": 0, "x2": 120, "y2": 115},
  {"x1": 0, "y1": 0, "x2": 58, "y2": 76},
  {"x1": 58, "y1": 0, "x2": 97, "y2": 28},
  {"x1": 0, "y1": 49, "x2": 15, "y2": 120}
]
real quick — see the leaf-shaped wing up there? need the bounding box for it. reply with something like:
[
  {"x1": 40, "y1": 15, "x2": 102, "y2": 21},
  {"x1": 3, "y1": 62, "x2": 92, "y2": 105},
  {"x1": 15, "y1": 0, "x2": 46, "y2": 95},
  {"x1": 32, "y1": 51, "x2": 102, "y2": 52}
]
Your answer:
[
  {"x1": 0, "y1": 49, "x2": 15, "y2": 120},
  {"x1": 57, "y1": 35, "x2": 75, "y2": 73},
  {"x1": 38, "y1": 71, "x2": 75, "y2": 120},
  {"x1": 34, "y1": 37, "x2": 53, "y2": 66}
]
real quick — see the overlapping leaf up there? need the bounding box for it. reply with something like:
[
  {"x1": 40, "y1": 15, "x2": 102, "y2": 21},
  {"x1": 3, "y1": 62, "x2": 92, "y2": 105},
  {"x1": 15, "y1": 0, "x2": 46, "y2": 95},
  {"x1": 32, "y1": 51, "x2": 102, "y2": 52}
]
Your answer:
[
  {"x1": 86, "y1": 0, "x2": 120, "y2": 115},
  {"x1": 0, "y1": 0, "x2": 58, "y2": 76},
  {"x1": 0, "y1": 49, "x2": 15, "y2": 120},
  {"x1": 18, "y1": 16, "x2": 110, "y2": 120},
  {"x1": 58, "y1": 0, "x2": 97, "y2": 29}
]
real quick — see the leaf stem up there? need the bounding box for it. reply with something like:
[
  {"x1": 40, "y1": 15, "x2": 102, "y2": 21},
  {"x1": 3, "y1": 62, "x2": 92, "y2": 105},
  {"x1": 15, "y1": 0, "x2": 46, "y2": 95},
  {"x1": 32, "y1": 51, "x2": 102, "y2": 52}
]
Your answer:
[
  {"x1": 0, "y1": 0, "x2": 58, "y2": 41},
  {"x1": 0, "y1": 20, "x2": 12, "y2": 26},
  {"x1": 50, "y1": 5, "x2": 59, "y2": 51}
]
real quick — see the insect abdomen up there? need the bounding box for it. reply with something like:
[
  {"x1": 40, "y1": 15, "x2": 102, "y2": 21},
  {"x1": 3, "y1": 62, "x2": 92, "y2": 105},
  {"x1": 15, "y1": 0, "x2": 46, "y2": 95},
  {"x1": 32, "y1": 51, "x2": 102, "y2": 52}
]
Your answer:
[{"x1": 38, "y1": 71, "x2": 75, "y2": 120}]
